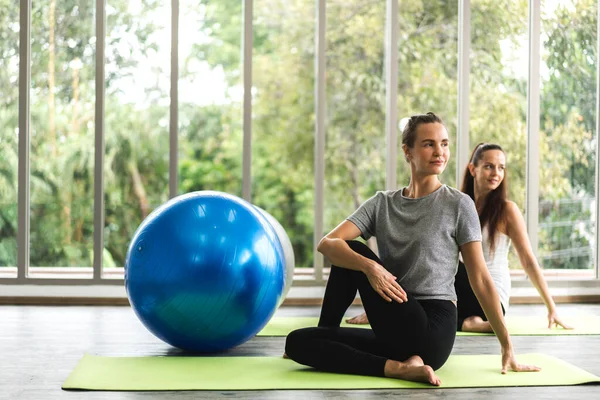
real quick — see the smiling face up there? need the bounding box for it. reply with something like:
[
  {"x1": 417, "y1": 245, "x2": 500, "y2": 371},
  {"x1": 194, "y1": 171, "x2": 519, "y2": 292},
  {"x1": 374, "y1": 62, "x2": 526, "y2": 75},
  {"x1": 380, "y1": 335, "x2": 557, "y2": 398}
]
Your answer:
[
  {"x1": 469, "y1": 149, "x2": 506, "y2": 193},
  {"x1": 403, "y1": 122, "x2": 450, "y2": 177}
]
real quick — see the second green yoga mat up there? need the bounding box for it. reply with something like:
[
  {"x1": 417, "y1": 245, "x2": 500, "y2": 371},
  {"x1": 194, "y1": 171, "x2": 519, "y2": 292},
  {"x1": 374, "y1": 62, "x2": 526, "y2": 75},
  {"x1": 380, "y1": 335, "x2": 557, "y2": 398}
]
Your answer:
[
  {"x1": 63, "y1": 353, "x2": 600, "y2": 391},
  {"x1": 257, "y1": 315, "x2": 600, "y2": 337}
]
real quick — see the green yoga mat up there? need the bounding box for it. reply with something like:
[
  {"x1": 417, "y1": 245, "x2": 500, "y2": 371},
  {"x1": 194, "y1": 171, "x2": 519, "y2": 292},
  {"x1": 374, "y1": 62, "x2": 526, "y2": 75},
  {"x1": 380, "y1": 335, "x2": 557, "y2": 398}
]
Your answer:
[
  {"x1": 63, "y1": 353, "x2": 599, "y2": 391},
  {"x1": 257, "y1": 315, "x2": 600, "y2": 337}
]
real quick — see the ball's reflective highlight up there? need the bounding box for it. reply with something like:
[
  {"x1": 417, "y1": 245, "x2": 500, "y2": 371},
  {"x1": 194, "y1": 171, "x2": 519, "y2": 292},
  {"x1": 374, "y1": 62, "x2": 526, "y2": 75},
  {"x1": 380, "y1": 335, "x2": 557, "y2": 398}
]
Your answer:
[
  {"x1": 125, "y1": 191, "x2": 285, "y2": 352},
  {"x1": 255, "y1": 206, "x2": 295, "y2": 306}
]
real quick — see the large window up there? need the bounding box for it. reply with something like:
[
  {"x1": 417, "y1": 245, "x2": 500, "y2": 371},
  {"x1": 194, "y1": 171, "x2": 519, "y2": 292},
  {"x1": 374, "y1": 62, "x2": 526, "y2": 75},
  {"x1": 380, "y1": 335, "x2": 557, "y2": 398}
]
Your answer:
[
  {"x1": 103, "y1": 1, "x2": 170, "y2": 273},
  {"x1": 252, "y1": 0, "x2": 315, "y2": 270},
  {"x1": 538, "y1": 0, "x2": 597, "y2": 274},
  {"x1": 471, "y1": 0, "x2": 528, "y2": 272},
  {"x1": 0, "y1": 3, "x2": 19, "y2": 276},
  {"x1": 397, "y1": 0, "x2": 458, "y2": 188},
  {"x1": 3, "y1": 0, "x2": 600, "y2": 286},
  {"x1": 470, "y1": 0, "x2": 528, "y2": 210},
  {"x1": 29, "y1": 1, "x2": 96, "y2": 273},
  {"x1": 178, "y1": 0, "x2": 243, "y2": 198},
  {"x1": 324, "y1": 0, "x2": 386, "y2": 241}
]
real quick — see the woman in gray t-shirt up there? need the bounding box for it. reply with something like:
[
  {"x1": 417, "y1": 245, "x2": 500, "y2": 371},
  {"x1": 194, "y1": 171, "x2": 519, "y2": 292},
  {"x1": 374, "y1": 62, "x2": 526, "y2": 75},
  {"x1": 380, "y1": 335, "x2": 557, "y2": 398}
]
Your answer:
[
  {"x1": 284, "y1": 112, "x2": 540, "y2": 385},
  {"x1": 348, "y1": 144, "x2": 572, "y2": 333}
]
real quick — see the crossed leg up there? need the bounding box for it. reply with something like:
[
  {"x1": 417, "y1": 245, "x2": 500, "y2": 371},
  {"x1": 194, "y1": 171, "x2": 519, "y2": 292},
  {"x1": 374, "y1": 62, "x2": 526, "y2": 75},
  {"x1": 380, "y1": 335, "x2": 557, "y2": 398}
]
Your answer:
[{"x1": 285, "y1": 241, "x2": 454, "y2": 385}]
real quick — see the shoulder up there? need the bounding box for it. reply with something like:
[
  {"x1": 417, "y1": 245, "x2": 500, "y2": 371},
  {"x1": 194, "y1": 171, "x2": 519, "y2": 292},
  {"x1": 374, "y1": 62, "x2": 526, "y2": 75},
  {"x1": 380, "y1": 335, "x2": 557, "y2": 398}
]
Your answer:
[
  {"x1": 503, "y1": 200, "x2": 524, "y2": 223},
  {"x1": 371, "y1": 189, "x2": 402, "y2": 202},
  {"x1": 440, "y1": 186, "x2": 475, "y2": 208},
  {"x1": 441, "y1": 185, "x2": 470, "y2": 200},
  {"x1": 496, "y1": 200, "x2": 523, "y2": 235},
  {"x1": 501, "y1": 201, "x2": 530, "y2": 242},
  {"x1": 504, "y1": 200, "x2": 522, "y2": 216},
  {"x1": 377, "y1": 189, "x2": 399, "y2": 197},
  {"x1": 358, "y1": 190, "x2": 399, "y2": 210}
]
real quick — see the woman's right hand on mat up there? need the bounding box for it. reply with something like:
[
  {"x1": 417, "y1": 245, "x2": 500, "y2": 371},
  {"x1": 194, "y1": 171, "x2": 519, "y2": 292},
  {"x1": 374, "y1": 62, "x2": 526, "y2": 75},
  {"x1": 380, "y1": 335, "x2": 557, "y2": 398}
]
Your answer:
[
  {"x1": 364, "y1": 263, "x2": 407, "y2": 303},
  {"x1": 547, "y1": 311, "x2": 573, "y2": 330},
  {"x1": 501, "y1": 346, "x2": 541, "y2": 374}
]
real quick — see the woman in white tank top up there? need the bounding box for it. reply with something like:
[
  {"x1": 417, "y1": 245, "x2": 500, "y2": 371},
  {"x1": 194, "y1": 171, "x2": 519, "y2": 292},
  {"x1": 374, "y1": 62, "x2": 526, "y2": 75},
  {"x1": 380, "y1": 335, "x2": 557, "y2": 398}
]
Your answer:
[
  {"x1": 453, "y1": 143, "x2": 571, "y2": 332},
  {"x1": 347, "y1": 143, "x2": 571, "y2": 333}
]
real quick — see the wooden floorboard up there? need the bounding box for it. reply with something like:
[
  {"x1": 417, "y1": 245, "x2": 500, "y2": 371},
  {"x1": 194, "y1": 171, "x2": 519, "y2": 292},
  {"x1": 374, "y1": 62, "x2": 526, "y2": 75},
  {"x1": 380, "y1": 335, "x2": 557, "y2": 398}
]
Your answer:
[{"x1": 1, "y1": 303, "x2": 600, "y2": 399}]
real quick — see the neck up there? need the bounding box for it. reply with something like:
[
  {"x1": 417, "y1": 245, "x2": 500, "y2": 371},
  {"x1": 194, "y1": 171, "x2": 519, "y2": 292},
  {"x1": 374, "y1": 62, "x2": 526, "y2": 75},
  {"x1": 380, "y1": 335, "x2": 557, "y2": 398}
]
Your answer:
[
  {"x1": 404, "y1": 175, "x2": 442, "y2": 199},
  {"x1": 473, "y1": 185, "x2": 490, "y2": 212}
]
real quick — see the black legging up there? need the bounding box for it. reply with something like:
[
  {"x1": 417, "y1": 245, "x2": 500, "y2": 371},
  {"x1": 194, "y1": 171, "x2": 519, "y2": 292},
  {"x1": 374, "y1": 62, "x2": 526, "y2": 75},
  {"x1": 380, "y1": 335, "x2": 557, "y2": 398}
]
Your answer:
[
  {"x1": 455, "y1": 261, "x2": 505, "y2": 331},
  {"x1": 285, "y1": 240, "x2": 457, "y2": 377}
]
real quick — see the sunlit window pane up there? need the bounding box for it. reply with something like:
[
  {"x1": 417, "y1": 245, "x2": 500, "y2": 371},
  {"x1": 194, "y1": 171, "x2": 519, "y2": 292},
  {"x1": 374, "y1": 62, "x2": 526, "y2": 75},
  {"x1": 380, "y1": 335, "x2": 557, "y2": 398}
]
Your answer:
[
  {"x1": 539, "y1": 0, "x2": 596, "y2": 274},
  {"x1": 470, "y1": 0, "x2": 528, "y2": 273},
  {"x1": 324, "y1": 0, "x2": 386, "y2": 241},
  {"x1": 397, "y1": 0, "x2": 458, "y2": 188},
  {"x1": 104, "y1": 1, "x2": 170, "y2": 271},
  {"x1": 178, "y1": 0, "x2": 243, "y2": 198},
  {"x1": 6, "y1": 0, "x2": 600, "y2": 284},
  {"x1": 29, "y1": 1, "x2": 95, "y2": 272},
  {"x1": 0, "y1": 4, "x2": 19, "y2": 276},
  {"x1": 470, "y1": 0, "x2": 527, "y2": 211},
  {"x1": 252, "y1": 0, "x2": 315, "y2": 270}
]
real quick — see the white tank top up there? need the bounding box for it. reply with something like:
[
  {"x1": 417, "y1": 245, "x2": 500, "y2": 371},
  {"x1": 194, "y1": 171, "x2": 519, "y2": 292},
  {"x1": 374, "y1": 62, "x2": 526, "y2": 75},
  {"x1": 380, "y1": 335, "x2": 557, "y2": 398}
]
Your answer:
[{"x1": 481, "y1": 227, "x2": 511, "y2": 311}]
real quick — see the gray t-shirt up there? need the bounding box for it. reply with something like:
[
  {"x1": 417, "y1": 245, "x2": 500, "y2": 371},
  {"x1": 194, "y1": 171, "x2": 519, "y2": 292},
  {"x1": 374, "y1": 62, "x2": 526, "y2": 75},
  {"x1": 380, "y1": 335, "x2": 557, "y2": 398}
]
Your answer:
[{"x1": 347, "y1": 185, "x2": 481, "y2": 301}]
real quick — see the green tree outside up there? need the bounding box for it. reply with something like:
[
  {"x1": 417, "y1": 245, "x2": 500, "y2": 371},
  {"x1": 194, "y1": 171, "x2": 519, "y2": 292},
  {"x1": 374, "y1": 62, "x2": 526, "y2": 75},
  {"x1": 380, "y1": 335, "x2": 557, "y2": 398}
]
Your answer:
[{"x1": 0, "y1": 0, "x2": 596, "y2": 272}]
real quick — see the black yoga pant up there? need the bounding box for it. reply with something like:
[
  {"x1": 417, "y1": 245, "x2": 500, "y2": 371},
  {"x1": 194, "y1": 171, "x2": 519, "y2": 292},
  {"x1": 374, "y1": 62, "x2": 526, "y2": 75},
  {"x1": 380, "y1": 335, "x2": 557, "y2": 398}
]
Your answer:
[
  {"x1": 455, "y1": 261, "x2": 504, "y2": 331},
  {"x1": 285, "y1": 240, "x2": 457, "y2": 377}
]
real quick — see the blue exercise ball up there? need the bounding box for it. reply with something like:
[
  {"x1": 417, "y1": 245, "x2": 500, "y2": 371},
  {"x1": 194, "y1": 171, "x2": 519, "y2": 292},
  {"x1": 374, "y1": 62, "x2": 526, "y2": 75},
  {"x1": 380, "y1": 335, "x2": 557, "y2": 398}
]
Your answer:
[
  {"x1": 125, "y1": 191, "x2": 285, "y2": 353},
  {"x1": 254, "y1": 206, "x2": 295, "y2": 307}
]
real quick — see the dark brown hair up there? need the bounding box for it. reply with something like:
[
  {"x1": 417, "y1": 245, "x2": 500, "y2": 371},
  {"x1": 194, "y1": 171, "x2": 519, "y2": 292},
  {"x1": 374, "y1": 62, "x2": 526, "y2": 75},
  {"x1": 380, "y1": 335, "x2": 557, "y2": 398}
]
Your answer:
[
  {"x1": 460, "y1": 143, "x2": 508, "y2": 255},
  {"x1": 402, "y1": 112, "x2": 444, "y2": 160}
]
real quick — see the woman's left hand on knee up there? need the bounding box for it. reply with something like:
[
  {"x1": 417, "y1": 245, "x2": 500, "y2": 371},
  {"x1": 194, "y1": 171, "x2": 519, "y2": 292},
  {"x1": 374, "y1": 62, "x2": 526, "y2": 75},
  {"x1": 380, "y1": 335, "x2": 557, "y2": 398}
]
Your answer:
[{"x1": 364, "y1": 264, "x2": 407, "y2": 303}]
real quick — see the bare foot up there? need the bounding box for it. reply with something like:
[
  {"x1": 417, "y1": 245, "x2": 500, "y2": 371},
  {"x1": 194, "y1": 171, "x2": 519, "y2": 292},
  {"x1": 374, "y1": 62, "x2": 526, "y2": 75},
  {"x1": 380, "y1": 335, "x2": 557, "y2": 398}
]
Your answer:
[
  {"x1": 462, "y1": 316, "x2": 493, "y2": 333},
  {"x1": 282, "y1": 352, "x2": 289, "y2": 359},
  {"x1": 384, "y1": 356, "x2": 441, "y2": 386},
  {"x1": 404, "y1": 355, "x2": 424, "y2": 367},
  {"x1": 345, "y1": 312, "x2": 369, "y2": 325}
]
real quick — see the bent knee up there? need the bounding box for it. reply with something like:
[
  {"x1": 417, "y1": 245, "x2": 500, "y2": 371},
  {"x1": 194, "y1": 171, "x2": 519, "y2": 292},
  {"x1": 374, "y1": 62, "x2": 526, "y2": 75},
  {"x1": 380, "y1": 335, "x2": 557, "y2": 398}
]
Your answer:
[
  {"x1": 284, "y1": 329, "x2": 301, "y2": 359},
  {"x1": 285, "y1": 327, "x2": 315, "y2": 361},
  {"x1": 345, "y1": 240, "x2": 370, "y2": 253},
  {"x1": 421, "y1": 353, "x2": 451, "y2": 371}
]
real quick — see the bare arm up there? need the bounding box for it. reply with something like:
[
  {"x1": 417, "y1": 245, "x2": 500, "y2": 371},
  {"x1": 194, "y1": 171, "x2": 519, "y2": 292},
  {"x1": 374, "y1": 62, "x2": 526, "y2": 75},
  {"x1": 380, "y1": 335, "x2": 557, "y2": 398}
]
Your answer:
[
  {"x1": 460, "y1": 241, "x2": 511, "y2": 347},
  {"x1": 504, "y1": 202, "x2": 571, "y2": 329},
  {"x1": 317, "y1": 221, "x2": 375, "y2": 272},
  {"x1": 460, "y1": 241, "x2": 539, "y2": 373},
  {"x1": 318, "y1": 220, "x2": 407, "y2": 303}
]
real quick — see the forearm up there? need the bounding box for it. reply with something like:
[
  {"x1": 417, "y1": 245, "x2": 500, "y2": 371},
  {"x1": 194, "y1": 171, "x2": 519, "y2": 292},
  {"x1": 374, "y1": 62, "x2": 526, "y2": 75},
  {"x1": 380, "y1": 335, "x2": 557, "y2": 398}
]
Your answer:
[
  {"x1": 470, "y1": 274, "x2": 511, "y2": 348},
  {"x1": 506, "y1": 202, "x2": 557, "y2": 314},
  {"x1": 318, "y1": 238, "x2": 375, "y2": 274},
  {"x1": 523, "y1": 260, "x2": 556, "y2": 313}
]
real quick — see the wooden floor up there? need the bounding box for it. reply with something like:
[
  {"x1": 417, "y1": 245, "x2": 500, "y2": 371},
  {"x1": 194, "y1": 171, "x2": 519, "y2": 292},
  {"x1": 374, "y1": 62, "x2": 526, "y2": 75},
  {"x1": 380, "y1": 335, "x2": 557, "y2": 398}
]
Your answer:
[{"x1": 2, "y1": 303, "x2": 600, "y2": 400}]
